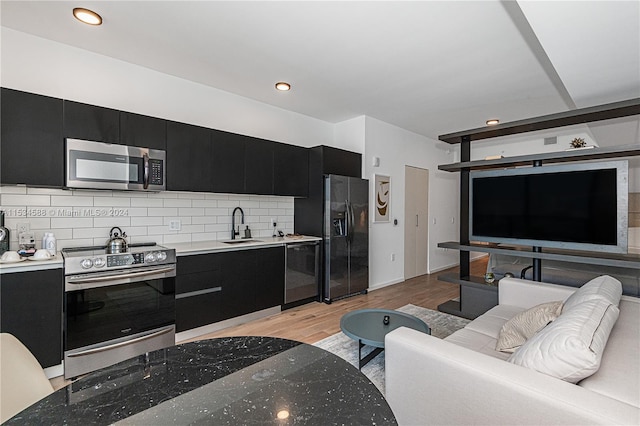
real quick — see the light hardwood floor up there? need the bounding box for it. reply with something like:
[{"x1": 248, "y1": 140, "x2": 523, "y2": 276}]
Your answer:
[{"x1": 50, "y1": 257, "x2": 487, "y2": 390}]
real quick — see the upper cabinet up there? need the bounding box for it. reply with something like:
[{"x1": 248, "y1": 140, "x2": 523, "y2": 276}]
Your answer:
[
  {"x1": 2, "y1": 88, "x2": 312, "y2": 197},
  {"x1": 166, "y1": 121, "x2": 213, "y2": 192},
  {"x1": 1, "y1": 88, "x2": 64, "y2": 187},
  {"x1": 212, "y1": 130, "x2": 246, "y2": 194},
  {"x1": 273, "y1": 142, "x2": 309, "y2": 197},
  {"x1": 63, "y1": 100, "x2": 120, "y2": 143},
  {"x1": 245, "y1": 136, "x2": 274, "y2": 195},
  {"x1": 120, "y1": 111, "x2": 166, "y2": 150}
]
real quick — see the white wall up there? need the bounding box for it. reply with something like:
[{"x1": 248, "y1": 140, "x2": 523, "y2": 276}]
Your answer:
[
  {"x1": 362, "y1": 117, "x2": 461, "y2": 289},
  {"x1": 0, "y1": 28, "x2": 333, "y2": 148}
]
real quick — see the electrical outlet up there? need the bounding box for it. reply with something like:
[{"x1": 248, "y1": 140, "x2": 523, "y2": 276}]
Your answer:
[
  {"x1": 390, "y1": 253, "x2": 395, "y2": 261},
  {"x1": 17, "y1": 222, "x2": 30, "y2": 233},
  {"x1": 271, "y1": 218, "x2": 277, "y2": 227},
  {"x1": 169, "y1": 220, "x2": 181, "y2": 231}
]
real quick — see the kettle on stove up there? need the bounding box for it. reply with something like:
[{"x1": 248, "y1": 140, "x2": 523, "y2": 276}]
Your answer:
[{"x1": 106, "y1": 227, "x2": 128, "y2": 254}]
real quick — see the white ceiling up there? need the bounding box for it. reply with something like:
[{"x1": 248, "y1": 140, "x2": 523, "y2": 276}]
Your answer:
[{"x1": 1, "y1": 0, "x2": 639, "y2": 145}]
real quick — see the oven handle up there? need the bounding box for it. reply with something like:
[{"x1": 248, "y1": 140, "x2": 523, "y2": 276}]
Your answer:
[
  {"x1": 143, "y1": 153, "x2": 150, "y2": 189},
  {"x1": 67, "y1": 266, "x2": 176, "y2": 284},
  {"x1": 66, "y1": 326, "x2": 174, "y2": 358}
]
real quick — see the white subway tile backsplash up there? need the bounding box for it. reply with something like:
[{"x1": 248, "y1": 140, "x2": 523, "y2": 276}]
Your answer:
[
  {"x1": 178, "y1": 208, "x2": 204, "y2": 216},
  {"x1": 163, "y1": 198, "x2": 192, "y2": 208},
  {"x1": 51, "y1": 195, "x2": 93, "y2": 206},
  {"x1": 0, "y1": 186, "x2": 27, "y2": 194},
  {"x1": 131, "y1": 198, "x2": 164, "y2": 207},
  {"x1": 147, "y1": 208, "x2": 178, "y2": 217},
  {"x1": 52, "y1": 217, "x2": 93, "y2": 228},
  {"x1": 2, "y1": 194, "x2": 50, "y2": 206},
  {"x1": 94, "y1": 197, "x2": 131, "y2": 207},
  {"x1": 131, "y1": 216, "x2": 163, "y2": 226},
  {"x1": 0, "y1": 186, "x2": 294, "y2": 250}
]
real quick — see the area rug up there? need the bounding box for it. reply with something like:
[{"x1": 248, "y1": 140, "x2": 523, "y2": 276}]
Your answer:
[{"x1": 313, "y1": 304, "x2": 470, "y2": 394}]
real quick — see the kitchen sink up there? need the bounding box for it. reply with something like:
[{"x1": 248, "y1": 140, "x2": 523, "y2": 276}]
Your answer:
[{"x1": 222, "y1": 239, "x2": 262, "y2": 244}]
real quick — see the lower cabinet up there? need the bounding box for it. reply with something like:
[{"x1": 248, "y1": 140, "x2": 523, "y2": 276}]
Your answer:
[
  {"x1": 175, "y1": 247, "x2": 284, "y2": 332},
  {"x1": 0, "y1": 268, "x2": 63, "y2": 368}
]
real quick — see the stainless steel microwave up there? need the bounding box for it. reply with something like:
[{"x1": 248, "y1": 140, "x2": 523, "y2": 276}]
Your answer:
[{"x1": 66, "y1": 139, "x2": 166, "y2": 191}]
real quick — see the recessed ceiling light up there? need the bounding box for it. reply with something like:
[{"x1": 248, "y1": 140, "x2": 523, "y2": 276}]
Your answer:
[
  {"x1": 73, "y1": 8, "x2": 102, "y2": 26},
  {"x1": 275, "y1": 82, "x2": 291, "y2": 91},
  {"x1": 486, "y1": 119, "x2": 500, "y2": 126}
]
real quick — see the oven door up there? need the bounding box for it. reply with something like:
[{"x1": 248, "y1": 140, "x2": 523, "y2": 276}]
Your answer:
[
  {"x1": 64, "y1": 267, "x2": 175, "y2": 378},
  {"x1": 66, "y1": 138, "x2": 165, "y2": 191}
]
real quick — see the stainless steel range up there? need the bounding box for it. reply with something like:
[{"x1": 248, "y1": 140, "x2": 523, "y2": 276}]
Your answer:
[{"x1": 62, "y1": 243, "x2": 176, "y2": 379}]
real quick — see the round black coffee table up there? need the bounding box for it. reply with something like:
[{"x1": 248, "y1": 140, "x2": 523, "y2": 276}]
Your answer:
[{"x1": 341, "y1": 308, "x2": 431, "y2": 369}]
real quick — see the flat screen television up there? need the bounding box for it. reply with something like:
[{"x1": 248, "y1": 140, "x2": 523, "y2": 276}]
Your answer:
[{"x1": 470, "y1": 160, "x2": 629, "y2": 254}]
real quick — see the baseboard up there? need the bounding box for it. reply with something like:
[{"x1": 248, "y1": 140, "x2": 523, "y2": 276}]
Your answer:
[
  {"x1": 368, "y1": 278, "x2": 404, "y2": 292},
  {"x1": 44, "y1": 363, "x2": 64, "y2": 379},
  {"x1": 175, "y1": 306, "x2": 281, "y2": 343}
]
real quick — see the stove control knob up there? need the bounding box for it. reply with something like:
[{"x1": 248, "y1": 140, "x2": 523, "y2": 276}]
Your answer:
[
  {"x1": 81, "y1": 258, "x2": 94, "y2": 269},
  {"x1": 93, "y1": 258, "x2": 106, "y2": 268},
  {"x1": 145, "y1": 252, "x2": 157, "y2": 263},
  {"x1": 156, "y1": 251, "x2": 167, "y2": 261}
]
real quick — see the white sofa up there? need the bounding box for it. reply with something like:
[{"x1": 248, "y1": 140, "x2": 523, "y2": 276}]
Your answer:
[{"x1": 385, "y1": 277, "x2": 640, "y2": 425}]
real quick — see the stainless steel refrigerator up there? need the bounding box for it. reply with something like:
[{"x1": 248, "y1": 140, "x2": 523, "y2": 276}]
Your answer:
[{"x1": 323, "y1": 174, "x2": 369, "y2": 303}]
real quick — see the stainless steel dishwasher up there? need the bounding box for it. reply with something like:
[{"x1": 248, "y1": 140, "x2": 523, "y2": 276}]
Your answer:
[{"x1": 285, "y1": 241, "x2": 320, "y2": 307}]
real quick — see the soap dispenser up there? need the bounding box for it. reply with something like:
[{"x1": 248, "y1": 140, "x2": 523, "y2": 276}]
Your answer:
[{"x1": 244, "y1": 225, "x2": 252, "y2": 239}]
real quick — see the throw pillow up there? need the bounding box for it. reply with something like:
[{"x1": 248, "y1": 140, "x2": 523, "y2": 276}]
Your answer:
[
  {"x1": 496, "y1": 301, "x2": 563, "y2": 353},
  {"x1": 563, "y1": 275, "x2": 622, "y2": 312},
  {"x1": 508, "y1": 298, "x2": 620, "y2": 383}
]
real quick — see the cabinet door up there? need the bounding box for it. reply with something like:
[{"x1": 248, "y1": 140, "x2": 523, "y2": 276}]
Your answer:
[
  {"x1": 166, "y1": 121, "x2": 213, "y2": 192},
  {"x1": 245, "y1": 137, "x2": 274, "y2": 195},
  {"x1": 212, "y1": 130, "x2": 245, "y2": 194},
  {"x1": 175, "y1": 254, "x2": 224, "y2": 332},
  {"x1": 63, "y1": 100, "x2": 120, "y2": 143},
  {"x1": 220, "y1": 250, "x2": 256, "y2": 318},
  {"x1": 255, "y1": 247, "x2": 285, "y2": 310},
  {"x1": 1, "y1": 88, "x2": 64, "y2": 187},
  {"x1": 320, "y1": 145, "x2": 361, "y2": 177},
  {"x1": 120, "y1": 111, "x2": 166, "y2": 150},
  {"x1": 0, "y1": 268, "x2": 63, "y2": 368},
  {"x1": 273, "y1": 143, "x2": 309, "y2": 196}
]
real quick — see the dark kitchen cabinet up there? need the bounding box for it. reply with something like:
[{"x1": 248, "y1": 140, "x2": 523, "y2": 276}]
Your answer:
[
  {"x1": 255, "y1": 247, "x2": 285, "y2": 310},
  {"x1": 175, "y1": 247, "x2": 285, "y2": 333},
  {"x1": 63, "y1": 100, "x2": 120, "y2": 143},
  {"x1": 120, "y1": 111, "x2": 166, "y2": 150},
  {"x1": 166, "y1": 121, "x2": 213, "y2": 192},
  {"x1": 1, "y1": 88, "x2": 64, "y2": 187},
  {"x1": 220, "y1": 250, "x2": 256, "y2": 319},
  {"x1": 295, "y1": 145, "x2": 362, "y2": 236},
  {"x1": 245, "y1": 137, "x2": 274, "y2": 195},
  {"x1": 0, "y1": 268, "x2": 63, "y2": 368},
  {"x1": 273, "y1": 142, "x2": 309, "y2": 197},
  {"x1": 212, "y1": 130, "x2": 245, "y2": 194}
]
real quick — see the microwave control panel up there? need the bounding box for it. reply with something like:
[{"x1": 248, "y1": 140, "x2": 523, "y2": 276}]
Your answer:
[{"x1": 149, "y1": 159, "x2": 164, "y2": 185}]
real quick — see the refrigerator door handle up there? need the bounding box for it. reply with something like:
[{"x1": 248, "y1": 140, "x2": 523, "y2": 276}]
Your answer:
[
  {"x1": 345, "y1": 200, "x2": 350, "y2": 239},
  {"x1": 348, "y1": 201, "x2": 355, "y2": 244}
]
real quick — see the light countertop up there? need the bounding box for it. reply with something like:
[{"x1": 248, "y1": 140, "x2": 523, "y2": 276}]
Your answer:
[
  {"x1": 166, "y1": 235, "x2": 321, "y2": 256},
  {"x1": 0, "y1": 253, "x2": 63, "y2": 274}
]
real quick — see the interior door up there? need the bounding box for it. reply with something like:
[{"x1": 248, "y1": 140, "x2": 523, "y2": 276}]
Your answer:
[{"x1": 404, "y1": 166, "x2": 429, "y2": 279}]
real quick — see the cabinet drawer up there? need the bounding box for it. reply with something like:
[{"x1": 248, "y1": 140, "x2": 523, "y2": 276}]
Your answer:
[
  {"x1": 176, "y1": 290, "x2": 223, "y2": 332},
  {"x1": 177, "y1": 253, "x2": 221, "y2": 275},
  {"x1": 176, "y1": 270, "x2": 221, "y2": 295}
]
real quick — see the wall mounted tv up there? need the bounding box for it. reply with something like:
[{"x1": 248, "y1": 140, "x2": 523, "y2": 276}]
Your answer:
[{"x1": 470, "y1": 160, "x2": 629, "y2": 254}]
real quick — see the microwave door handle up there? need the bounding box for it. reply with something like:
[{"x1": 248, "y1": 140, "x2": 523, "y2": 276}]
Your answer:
[{"x1": 143, "y1": 153, "x2": 150, "y2": 189}]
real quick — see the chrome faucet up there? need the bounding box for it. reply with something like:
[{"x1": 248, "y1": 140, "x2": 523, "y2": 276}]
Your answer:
[{"x1": 231, "y1": 206, "x2": 245, "y2": 239}]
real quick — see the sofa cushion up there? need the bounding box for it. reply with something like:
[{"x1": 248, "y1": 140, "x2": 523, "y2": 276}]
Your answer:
[
  {"x1": 508, "y1": 298, "x2": 620, "y2": 383},
  {"x1": 444, "y1": 328, "x2": 511, "y2": 361},
  {"x1": 495, "y1": 301, "x2": 563, "y2": 353},
  {"x1": 579, "y1": 296, "x2": 640, "y2": 408},
  {"x1": 563, "y1": 275, "x2": 622, "y2": 311},
  {"x1": 464, "y1": 304, "x2": 524, "y2": 338}
]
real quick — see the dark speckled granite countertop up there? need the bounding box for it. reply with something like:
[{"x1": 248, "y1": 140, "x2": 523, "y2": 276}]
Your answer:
[{"x1": 7, "y1": 336, "x2": 396, "y2": 425}]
